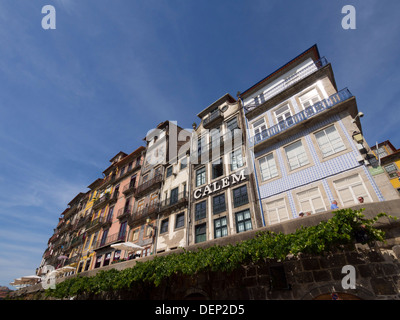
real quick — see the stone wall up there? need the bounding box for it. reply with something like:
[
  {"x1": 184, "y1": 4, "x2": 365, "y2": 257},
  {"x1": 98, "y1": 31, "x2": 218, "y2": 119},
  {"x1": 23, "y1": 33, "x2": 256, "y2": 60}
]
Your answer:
[{"x1": 11, "y1": 200, "x2": 400, "y2": 300}]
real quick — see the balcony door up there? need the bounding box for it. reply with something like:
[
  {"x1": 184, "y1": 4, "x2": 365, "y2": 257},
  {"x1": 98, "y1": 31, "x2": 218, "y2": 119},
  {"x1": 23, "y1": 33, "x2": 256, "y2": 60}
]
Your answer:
[
  {"x1": 170, "y1": 187, "x2": 179, "y2": 205},
  {"x1": 252, "y1": 118, "x2": 268, "y2": 143}
]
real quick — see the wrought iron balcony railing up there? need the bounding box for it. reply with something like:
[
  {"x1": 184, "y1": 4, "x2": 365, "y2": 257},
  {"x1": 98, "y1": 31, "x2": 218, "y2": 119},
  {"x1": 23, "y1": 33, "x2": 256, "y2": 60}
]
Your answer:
[
  {"x1": 94, "y1": 231, "x2": 126, "y2": 250},
  {"x1": 134, "y1": 174, "x2": 163, "y2": 197},
  {"x1": 129, "y1": 203, "x2": 160, "y2": 225},
  {"x1": 250, "y1": 88, "x2": 353, "y2": 146},
  {"x1": 159, "y1": 192, "x2": 188, "y2": 213},
  {"x1": 117, "y1": 205, "x2": 132, "y2": 220}
]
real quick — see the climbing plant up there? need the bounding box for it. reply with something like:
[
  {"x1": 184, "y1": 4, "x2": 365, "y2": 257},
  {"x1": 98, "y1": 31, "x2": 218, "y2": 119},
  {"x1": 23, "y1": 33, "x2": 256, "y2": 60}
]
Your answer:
[{"x1": 45, "y1": 208, "x2": 395, "y2": 299}]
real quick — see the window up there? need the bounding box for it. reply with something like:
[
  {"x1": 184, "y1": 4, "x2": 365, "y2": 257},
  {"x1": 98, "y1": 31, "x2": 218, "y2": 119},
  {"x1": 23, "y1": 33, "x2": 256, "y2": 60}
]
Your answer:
[
  {"x1": 299, "y1": 88, "x2": 321, "y2": 109},
  {"x1": 214, "y1": 217, "x2": 228, "y2": 239},
  {"x1": 265, "y1": 198, "x2": 290, "y2": 225},
  {"x1": 195, "y1": 201, "x2": 207, "y2": 221},
  {"x1": 315, "y1": 125, "x2": 346, "y2": 157},
  {"x1": 84, "y1": 258, "x2": 91, "y2": 271},
  {"x1": 233, "y1": 185, "x2": 249, "y2": 208},
  {"x1": 170, "y1": 187, "x2": 179, "y2": 205},
  {"x1": 333, "y1": 174, "x2": 371, "y2": 207},
  {"x1": 231, "y1": 148, "x2": 244, "y2": 171},
  {"x1": 384, "y1": 163, "x2": 398, "y2": 178},
  {"x1": 100, "y1": 229, "x2": 109, "y2": 246},
  {"x1": 274, "y1": 104, "x2": 293, "y2": 128},
  {"x1": 131, "y1": 228, "x2": 139, "y2": 241},
  {"x1": 119, "y1": 166, "x2": 126, "y2": 177},
  {"x1": 197, "y1": 136, "x2": 205, "y2": 155},
  {"x1": 180, "y1": 157, "x2": 187, "y2": 170},
  {"x1": 236, "y1": 209, "x2": 252, "y2": 233},
  {"x1": 259, "y1": 153, "x2": 278, "y2": 181},
  {"x1": 196, "y1": 167, "x2": 206, "y2": 187},
  {"x1": 149, "y1": 193, "x2": 159, "y2": 207},
  {"x1": 253, "y1": 118, "x2": 268, "y2": 143},
  {"x1": 213, "y1": 194, "x2": 226, "y2": 214},
  {"x1": 297, "y1": 187, "x2": 326, "y2": 214},
  {"x1": 175, "y1": 212, "x2": 185, "y2": 229},
  {"x1": 103, "y1": 252, "x2": 111, "y2": 266},
  {"x1": 376, "y1": 147, "x2": 388, "y2": 158},
  {"x1": 195, "y1": 223, "x2": 207, "y2": 243},
  {"x1": 212, "y1": 158, "x2": 224, "y2": 179},
  {"x1": 106, "y1": 206, "x2": 114, "y2": 222},
  {"x1": 284, "y1": 140, "x2": 309, "y2": 170},
  {"x1": 210, "y1": 128, "x2": 220, "y2": 148},
  {"x1": 118, "y1": 221, "x2": 127, "y2": 240},
  {"x1": 127, "y1": 162, "x2": 133, "y2": 172},
  {"x1": 166, "y1": 166, "x2": 173, "y2": 178},
  {"x1": 226, "y1": 117, "x2": 239, "y2": 137},
  {"x1": 160, "y1": 219, "x2": 169, "y2": 234}
]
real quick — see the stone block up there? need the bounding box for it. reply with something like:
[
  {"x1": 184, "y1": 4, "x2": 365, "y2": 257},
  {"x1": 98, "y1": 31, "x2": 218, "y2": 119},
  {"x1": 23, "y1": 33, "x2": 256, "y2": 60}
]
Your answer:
[{"x1": 370, "y1": 277, "x2": 397, "y2": 296}]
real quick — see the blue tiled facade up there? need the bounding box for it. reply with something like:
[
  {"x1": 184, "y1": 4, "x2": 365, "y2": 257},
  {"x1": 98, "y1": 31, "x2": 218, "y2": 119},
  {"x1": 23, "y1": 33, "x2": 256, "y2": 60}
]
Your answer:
[{"x1": 251, "y1": 113, "x2": 384, "y2": 220}]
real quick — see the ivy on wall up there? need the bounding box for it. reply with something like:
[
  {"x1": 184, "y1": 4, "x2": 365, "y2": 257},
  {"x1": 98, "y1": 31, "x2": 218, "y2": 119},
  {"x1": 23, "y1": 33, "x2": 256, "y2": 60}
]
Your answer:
[{"x1": 45, "y1": 208, "x2": 395, "y2": 299}]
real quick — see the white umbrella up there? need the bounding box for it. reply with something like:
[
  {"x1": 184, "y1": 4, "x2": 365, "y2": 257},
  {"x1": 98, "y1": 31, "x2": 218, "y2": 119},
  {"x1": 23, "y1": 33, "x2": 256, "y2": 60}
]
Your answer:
[
  {"x1": 21, "y1": 275, "x2": 41, "y2": 284},
  {"x1": 111, "y1": 242, "x2": 144, "y2": 259},
  {"x1": 111, "y1": 241, "x2": 144, "y2": 251}
]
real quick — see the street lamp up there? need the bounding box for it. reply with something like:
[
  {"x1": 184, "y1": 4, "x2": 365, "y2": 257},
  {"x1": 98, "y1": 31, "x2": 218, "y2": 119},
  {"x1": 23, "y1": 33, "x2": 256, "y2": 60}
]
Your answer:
[{"x1": 351, "y1": 111, "x2": 364, "y2": 123}]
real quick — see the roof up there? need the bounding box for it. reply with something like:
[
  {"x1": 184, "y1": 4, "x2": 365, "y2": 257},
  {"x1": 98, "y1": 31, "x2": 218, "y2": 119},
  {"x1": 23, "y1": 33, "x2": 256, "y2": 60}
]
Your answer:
[
  {"x1": 239, "y1": 44, "x2": 320, "y2": 99},
  {"x1": 197, "y1": 93, "x2": 236, "y2": 118}
]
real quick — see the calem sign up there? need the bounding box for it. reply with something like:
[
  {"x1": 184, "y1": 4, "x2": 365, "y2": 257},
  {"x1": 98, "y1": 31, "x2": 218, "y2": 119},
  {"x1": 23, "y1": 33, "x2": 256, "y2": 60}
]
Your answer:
[{"x1": 193, "y1": 169, "x2": 248, "y2": 200}]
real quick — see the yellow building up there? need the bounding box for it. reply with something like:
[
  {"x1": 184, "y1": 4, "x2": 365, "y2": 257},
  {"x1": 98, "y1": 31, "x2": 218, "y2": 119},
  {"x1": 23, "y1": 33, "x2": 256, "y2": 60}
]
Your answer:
[{"x1": 371, "y1": 140, "x2": 400, "y2": 193}]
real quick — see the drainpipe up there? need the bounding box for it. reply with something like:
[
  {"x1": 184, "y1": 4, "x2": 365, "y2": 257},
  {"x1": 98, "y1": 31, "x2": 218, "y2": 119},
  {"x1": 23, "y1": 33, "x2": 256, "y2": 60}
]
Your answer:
[{"x1": 186, "y1": 123, "x2": 196, "y2": 247}]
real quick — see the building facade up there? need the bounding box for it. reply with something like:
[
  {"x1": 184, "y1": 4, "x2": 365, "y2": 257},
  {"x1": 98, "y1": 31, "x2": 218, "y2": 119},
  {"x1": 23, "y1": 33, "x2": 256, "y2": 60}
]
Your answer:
[
  {"x1": 239, "y1": 44, "x2": 398, "y2": 226},
  {"x1": 371, "y1": 140, "x2": 400, "y2": 194},
  {"x1": 189, "y1": 94, "x2": 261, "y2": 245}
]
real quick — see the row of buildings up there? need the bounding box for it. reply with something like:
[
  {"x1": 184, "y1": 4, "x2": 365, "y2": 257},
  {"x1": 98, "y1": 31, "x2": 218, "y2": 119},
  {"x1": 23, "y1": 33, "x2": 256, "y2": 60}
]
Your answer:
[{"x1": 36, "y1": 44, "x2": 400, "y2": 278}]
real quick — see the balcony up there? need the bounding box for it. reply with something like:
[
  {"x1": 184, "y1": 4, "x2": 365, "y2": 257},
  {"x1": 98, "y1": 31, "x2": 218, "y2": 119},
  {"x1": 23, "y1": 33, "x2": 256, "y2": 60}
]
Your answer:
[
  {"x1": 159, "y1": 192, "x2": 188, "y2": 213},
  {"x1": 129, "y1": 203, "x2": 160, "y2": 226},
  {"x1": 134, "y1": 174, "x2": 163, "y2": 198},
  {"x1": 250, "y1": 88, "x2": 353, "y2": 146},
  {"x1": 203, "y1": 109, "x2": 223, "y2": 129},
  {"x1": 117, "y1": 205, "x2": 132, "y2": 220},
  {"x1": 70, "y1": 234, "x2": 86, "y2": 248},
  {"x1": 122, "y1": 182, "x2": 136, "y2": 196},
  {"x1": 85, "y1": 216, "x2": 104, "y2": 232},
  {"x1": 92, "y1": 192, "x2": 118, "y2": 211},
  {"x1": 94, "y1": 231, "x2": 127, "y2": 250},
  {"x1": 245, "y1": 57, "x2": 328, "y2": 113}
]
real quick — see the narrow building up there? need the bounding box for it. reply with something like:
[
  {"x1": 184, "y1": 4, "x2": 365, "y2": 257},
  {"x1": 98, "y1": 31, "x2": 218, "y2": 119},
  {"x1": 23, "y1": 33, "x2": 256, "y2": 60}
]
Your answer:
[{"x1": 189, "y1": 94, "x2": 261, "y2": 245}]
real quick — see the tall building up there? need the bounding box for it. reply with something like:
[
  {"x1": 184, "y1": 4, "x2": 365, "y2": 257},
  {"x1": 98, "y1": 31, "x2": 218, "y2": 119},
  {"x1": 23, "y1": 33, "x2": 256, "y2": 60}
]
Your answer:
[
  {"x1": 239, "y1": 44, "x2": 398, "y2": 226},
  {"x1": 188, "y1": 94, "x2": 261, "y2": 245},
  {"x1": 127, "y1": 121, "x2": 190, "y2": 256}
]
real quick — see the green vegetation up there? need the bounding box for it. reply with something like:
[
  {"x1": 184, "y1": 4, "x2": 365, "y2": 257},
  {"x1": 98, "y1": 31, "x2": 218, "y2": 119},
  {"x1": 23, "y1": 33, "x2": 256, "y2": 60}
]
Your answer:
[{"x1": 46, "y1": 208, "x2": 395, "y2": 299}]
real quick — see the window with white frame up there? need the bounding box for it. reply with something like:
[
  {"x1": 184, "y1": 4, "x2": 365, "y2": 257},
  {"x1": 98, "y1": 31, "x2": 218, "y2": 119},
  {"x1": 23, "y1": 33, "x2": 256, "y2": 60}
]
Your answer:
[
  {"x1": 333, "y1": 174, "x2": 371, "y2": 207},
  {"x1": 258, "y1": 153, "x2": 278, "y2": 181},
  {"x1": 196, "y1": 167, "x2": 206, "y2": 187},
  {"x1": 296, "y1": 187, "x2": 326, "y2": 214},
  {"x1": 265, "y1": 198, "x2": 290, "y2": 225},
  {"x1": 384, "y1": 163, "x2": 398, "y2": 178},
  {"x1": 231, "y1": 148, "x2": 244, "y2": 171},
  {"x1": 299, "y1": 88, "x2": 321, "y2": 109},
  {"x1": 274, "y1": 104, "x2": 293, "y2": 127},
  {"x1": 252, "y1": 117, "x2": 267, "y2": 142},
  {"x1": 314, "y1": 125, "x2": 346, "y2": 157},
  {"x1": 284, "y1": 140, "x2": 309, "y2": 170}
]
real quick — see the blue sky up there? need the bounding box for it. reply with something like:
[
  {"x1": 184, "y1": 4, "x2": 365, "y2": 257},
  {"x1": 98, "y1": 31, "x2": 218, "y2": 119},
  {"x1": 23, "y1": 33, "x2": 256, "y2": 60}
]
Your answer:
[{"x1": 0, "y1": 0, "x2": 399, "y2": 288}]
